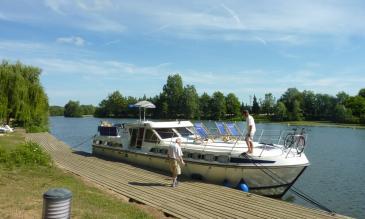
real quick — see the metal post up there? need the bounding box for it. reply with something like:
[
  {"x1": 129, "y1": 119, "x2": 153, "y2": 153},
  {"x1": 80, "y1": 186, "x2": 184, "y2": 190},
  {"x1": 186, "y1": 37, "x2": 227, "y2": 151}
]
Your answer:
[{"x1": 42, "y1": 188, "x2": 72, "y2": 219}]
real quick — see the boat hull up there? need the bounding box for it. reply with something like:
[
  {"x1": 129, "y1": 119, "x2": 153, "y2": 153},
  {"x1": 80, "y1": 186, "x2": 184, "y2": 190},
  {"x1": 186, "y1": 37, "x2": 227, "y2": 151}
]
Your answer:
[{"x1": 92, "y1": 145, "x2": 307, "y2": 197}]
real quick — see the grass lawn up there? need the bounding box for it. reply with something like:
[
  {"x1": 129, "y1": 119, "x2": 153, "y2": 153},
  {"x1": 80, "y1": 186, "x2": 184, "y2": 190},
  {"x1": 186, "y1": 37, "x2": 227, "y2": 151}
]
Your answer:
[{"x1": 0, "y1": 131, "x2": 157, "y2": 219}]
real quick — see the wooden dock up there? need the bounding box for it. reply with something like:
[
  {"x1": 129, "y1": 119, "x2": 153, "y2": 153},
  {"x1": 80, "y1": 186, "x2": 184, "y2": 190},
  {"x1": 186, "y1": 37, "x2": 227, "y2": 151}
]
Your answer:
[{"x1": 26, "y1": 133, "x2": 348, "y2": 219}]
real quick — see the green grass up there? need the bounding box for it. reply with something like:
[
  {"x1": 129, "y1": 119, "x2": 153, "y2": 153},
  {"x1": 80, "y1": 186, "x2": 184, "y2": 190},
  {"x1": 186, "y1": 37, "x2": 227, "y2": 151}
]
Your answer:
[
  {"x1": 0, "y1": 130, "x2": 25, "y2": 150},
  {"x1": 0, "y1": 132, "x2": 155, "y2": 219}
]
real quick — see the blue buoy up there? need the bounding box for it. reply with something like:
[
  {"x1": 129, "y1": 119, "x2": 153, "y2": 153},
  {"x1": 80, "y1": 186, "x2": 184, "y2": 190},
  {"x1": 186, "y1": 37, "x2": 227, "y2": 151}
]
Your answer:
[{"x1": 239, "y1": 183, "x2": 249, "y2": 192}]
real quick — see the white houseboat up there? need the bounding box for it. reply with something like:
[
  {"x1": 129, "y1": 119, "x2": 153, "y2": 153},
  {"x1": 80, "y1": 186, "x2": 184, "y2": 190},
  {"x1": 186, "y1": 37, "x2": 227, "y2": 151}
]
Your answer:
[{"x1": 92, "y1": 102, "x2": 310, "y2": 197}]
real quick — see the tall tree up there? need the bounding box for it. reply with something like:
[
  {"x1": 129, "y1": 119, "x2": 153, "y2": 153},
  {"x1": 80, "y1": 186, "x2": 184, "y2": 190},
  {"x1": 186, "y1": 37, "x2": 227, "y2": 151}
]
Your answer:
[
  {"x1": 199, "y1": 92, "x2": 211, "y2": 119},
  {"x1": 302, "y1": 90, "x2": 316, "y2": 120},
  {"x1": 336, "y1": 91, "x2": 350, "y2": 104},
  {"x1": 0, "y1": 60, "x2": 48, "y2": 132},
  {"x1": 181, "y1": 85, "x2": 199, "y2": 119},
  {"x1": 162, "y1": 74, "x2": 184, "y2": 118},
  {"x1": 261, "y1": 93, "x2": 275, "y2": 115},
  {"x1": 210, "y1": 91, "x2": 226, "y2": 120},
  {"x1": 292, "y1": 100, "x2": 303, "y2": 121},
  {"x1": 64, "y1": 100, "x2": 83, "y2": 117},
  {"x1": 280, "y1": 88, "x2": 302, "y2": 113},
  {"x1": 314, "y1": 94, "x2": 336, "y2": 120},
  {"x1": 359, "y1": 88, "x2": 365, "y2": 98},
  {"x1": 333, "y1": 104, "x2": 353, "y2": 123},
  {"x1": 94, "y1": 91, "x2": 127, "y2": 117},
  {"x1": 273, "y1": 101, "x2": 288, "y2": 121},
  {"x1": 225, "y1": 93, "x2": 241, "y2": 118},
  {"x1": 252, "y1": 95, "x2": 260, "y2": 114},
  {"x1": 345, "y1": 96, "x2": 365, "y2": 118}
]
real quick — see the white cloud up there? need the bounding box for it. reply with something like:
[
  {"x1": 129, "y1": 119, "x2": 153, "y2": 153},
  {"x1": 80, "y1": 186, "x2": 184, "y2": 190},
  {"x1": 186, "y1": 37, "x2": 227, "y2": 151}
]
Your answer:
[
  {"x1": 31, "y1": 58, "x2": 169, "y2": 77},
  {"x1": 56, "y1": 36, "x2": 85, "y2": 46},
  {"x1": 13, "y1": 1, "x2": 363, "y2": 42},
  {"x1": 44, "y1": 0, "x2": 67, "y2": 14}
]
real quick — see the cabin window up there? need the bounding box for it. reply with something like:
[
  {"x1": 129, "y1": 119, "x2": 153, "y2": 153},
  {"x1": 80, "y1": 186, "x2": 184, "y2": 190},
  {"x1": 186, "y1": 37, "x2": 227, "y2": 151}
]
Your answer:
[
  {"x1": 98, "y1": 126, "x2": 118, "y2": 136},
  {"x1": 144, "y1": 129, "x2": 159, "y2": 143},
  {"x1": 175, "y1": 127, "x2": 193, "y2": 137},
  {"x1": 155, "y1": 128, "x2": 176, "y2": 139}
]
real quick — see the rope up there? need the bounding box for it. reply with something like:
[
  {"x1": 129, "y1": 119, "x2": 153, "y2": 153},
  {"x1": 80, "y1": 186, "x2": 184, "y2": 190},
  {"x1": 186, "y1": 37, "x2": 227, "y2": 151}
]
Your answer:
[
  {"x1": 71, "y1": 135, "x2": 94, "y2": 151},
  {"x1": 242, "y1": 153, "x2": 336, "y2": 214}
]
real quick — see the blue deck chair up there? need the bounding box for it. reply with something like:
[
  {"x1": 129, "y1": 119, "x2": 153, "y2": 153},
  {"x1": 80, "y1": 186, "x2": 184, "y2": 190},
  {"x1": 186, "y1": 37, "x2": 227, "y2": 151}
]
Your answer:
[
  {"x1": 194, "y1": 122, "x2": 210, "y2": 139},
  {"x1": 215, "y1": 122, "x2": 229, "y2": 136},
  {"x1": 226, "y1": 122, "x2": 242, "y2": 137}
]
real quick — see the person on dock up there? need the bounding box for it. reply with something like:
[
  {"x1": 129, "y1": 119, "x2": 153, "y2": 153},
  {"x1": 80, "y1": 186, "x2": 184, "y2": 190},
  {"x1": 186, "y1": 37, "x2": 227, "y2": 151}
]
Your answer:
[
  {"x1": 243, "y1": 110, "x2": 256, "y2": 154},
  {"x1": 167, "y1": 138, "x2": 185, "y2": 187}
]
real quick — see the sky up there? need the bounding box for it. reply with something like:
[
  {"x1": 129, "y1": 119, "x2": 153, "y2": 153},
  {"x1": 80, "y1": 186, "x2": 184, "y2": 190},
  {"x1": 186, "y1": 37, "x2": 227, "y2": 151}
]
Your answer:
[{"x1": 1, "y1": 0, "x2": 365, "y2": 106}]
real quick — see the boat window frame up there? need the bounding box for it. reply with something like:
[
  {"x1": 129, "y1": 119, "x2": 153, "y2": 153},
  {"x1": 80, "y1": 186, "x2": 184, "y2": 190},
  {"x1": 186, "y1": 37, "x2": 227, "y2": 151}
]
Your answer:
[
  {"x1": 144, "y1": 129, "x2": 160, "y2": 143},
  {"x1": 154, "y1": 128, "x2": 178, "y2": 139},
  {"x1": 173, "y1": 127, "x2": 194, "y2": 137}
]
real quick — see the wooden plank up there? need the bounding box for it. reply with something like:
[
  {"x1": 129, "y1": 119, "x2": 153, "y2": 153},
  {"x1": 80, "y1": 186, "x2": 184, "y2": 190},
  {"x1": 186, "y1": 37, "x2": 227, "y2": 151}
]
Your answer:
[{"x1": 26, "y1": 133, "x2": 349, "y2": 219}]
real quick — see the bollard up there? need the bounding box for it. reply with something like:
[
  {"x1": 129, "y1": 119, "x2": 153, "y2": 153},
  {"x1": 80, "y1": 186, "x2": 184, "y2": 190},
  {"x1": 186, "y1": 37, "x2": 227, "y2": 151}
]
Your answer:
[{"x1": 42, "y1": 188, "x2": 72, "y2": 219}]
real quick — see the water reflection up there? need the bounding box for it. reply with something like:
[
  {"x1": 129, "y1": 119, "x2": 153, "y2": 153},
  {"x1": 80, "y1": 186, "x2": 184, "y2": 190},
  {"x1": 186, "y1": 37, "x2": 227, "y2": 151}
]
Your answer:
[{"x1": 49, "y1": 116, "x2": 365, "y2": 218}]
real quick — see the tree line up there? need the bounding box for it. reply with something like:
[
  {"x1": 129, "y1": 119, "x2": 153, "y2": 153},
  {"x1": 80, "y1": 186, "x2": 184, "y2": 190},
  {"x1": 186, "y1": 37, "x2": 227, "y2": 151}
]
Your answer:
[
  {"x1": 0, "y1": 61, "x2": 49, "y2": 132},
  {"x1": 50, "y1": 101, "x2": 95, "y2": 117},
  {"x1": 51, "y1": 74, "x2": 365, "y2": 124}
]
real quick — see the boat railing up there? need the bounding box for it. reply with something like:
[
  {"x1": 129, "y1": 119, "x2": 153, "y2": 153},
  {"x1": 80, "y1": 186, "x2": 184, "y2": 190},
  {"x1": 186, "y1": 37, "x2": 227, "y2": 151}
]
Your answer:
[{"x1": 159, "y1": 127, "x2": 307, "y2": 157}]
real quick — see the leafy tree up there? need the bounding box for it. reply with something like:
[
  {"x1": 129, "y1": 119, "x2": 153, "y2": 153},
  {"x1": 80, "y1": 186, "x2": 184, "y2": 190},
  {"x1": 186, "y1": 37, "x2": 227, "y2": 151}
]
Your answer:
[
  {"x1": 181, "y1": 85, "x2": 199, "y2": 119},
  {"x1": 345, "y1": 96, "x2": 365, "y2": 117},
  {"x1": 301, "y1": 90, "x2": 316, "y2": 119},
  {"x1": 261, "y1": 93, "x2": 275, "y2": 115},
  {"x1": 80, "y1": 105, "x2": 95, "y2": 115},
  {"x1": 292, "y1": 100, "x2": 303, "y2": 121},
  {"x1": 240, "y1": 102, "x2": 250, "y2": 113},
  {"x1": 252, "y1": 95, "x2": 260, "y2": 114},
  {"x1": 210, "y1": 91, "x2": 226, "y2": 120},
  {"x1": 359, "y1": 88, "x2": 365, "y2": 98},
  {"x1": 314, "y1": 94, "x2": 337, "y2": 120},
  {"x1": 49, "y1": 106, "x2": 64, "y2": 116},
  {"x1": 64, "y1": 100, "x2": 82, "y2": 117},
  {"x1": 336, "y1": 91, "x2": 350, "y2": 104},
  {"x1": 162, "y1": 74, "x2": 184, "y2": 118},
  {"x1": 280, "y1": 88, "x2": 302, "y2": 113},
  {"x1": 333, "y1": 104, "x2": 353, "y2": 123},
  {"x1": 273, "y1": 101, "x2": 288, "y2": 121},
  {"x1": 199, "y1": 92, "x2": 211, "y2": 119},
  {"x1": 125, "y1": 96, "x2": 138, "y2": 117},
  {"x1": 225, "y1": 93, "x2": 241, "y2": 118},
  {"x1": 153, "y1": 93, "x2": 168, "y2": 119},
  {"x1": 94, "y1": 91, "x2": 127, "y2": 117},
  {"x1": 0, "y1": 60, "x2": 48, "y2": 132}
]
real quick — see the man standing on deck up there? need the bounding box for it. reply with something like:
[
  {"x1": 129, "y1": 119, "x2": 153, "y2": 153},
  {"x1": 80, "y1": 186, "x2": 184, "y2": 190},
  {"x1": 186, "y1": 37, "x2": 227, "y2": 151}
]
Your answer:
[
  {"x1": 167, "y1": 138, "x2": 185, "y2": 187},
  {"x1": 243, "y1": 110, "x2": 256, "y2": 154}
]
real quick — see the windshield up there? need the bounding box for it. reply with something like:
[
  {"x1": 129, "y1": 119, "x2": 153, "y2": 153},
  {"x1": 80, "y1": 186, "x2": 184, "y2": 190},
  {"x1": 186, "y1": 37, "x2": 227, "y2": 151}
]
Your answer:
[
  {"x1": 175, "y1": 127, "x2": 193, "y2": 137},
  {"x1": 154, "y1": 128, "x2": 176, "y2": 139}
]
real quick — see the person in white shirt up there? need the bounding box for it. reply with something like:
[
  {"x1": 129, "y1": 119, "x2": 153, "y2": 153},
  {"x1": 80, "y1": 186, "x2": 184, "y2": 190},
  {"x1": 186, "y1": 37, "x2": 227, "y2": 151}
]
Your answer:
[
  {"x1": 167, "y1": 138, "x2": 185, "y2": 187},
  {"x1": 243, "y1": 110, "x2": 256, "y2": 154}
]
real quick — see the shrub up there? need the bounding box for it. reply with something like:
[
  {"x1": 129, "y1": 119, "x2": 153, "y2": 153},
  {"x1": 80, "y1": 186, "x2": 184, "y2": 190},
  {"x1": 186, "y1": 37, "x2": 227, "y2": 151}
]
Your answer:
[{"x1": 0, "y1": 141, "x2": 51, "y2": 168}]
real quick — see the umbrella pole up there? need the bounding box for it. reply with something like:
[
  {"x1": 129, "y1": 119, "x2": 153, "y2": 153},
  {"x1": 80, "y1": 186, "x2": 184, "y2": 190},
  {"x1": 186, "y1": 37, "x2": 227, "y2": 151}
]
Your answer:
[{"x1": 144, "y1": 108, "x2": 146, "y2": 121}]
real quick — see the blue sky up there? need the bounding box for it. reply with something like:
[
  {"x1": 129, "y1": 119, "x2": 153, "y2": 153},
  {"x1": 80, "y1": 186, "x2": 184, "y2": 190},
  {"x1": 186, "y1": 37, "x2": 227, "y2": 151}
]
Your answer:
[{"x1": 1, "y1": 0, "x2": 365, "y2": 106}]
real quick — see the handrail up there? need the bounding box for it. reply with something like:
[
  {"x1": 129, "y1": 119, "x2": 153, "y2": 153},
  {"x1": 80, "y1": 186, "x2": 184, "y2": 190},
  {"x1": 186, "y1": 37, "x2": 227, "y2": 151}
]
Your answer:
[{"x1": 141, "y1": 125, "x2": 308, "y2": 158}]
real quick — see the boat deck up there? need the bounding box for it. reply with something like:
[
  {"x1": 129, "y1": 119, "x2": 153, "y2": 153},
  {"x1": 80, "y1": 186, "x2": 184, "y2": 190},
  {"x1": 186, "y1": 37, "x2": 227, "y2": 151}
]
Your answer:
[{"x1": 26, "y1": 132, "x2": 349, "y2": 219}]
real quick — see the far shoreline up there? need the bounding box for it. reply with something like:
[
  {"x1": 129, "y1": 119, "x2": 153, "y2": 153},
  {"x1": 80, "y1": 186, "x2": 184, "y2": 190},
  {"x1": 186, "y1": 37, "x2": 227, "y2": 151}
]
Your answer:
[{"x1": 49, "y1": 116, "x2": 365, "y2": 129}]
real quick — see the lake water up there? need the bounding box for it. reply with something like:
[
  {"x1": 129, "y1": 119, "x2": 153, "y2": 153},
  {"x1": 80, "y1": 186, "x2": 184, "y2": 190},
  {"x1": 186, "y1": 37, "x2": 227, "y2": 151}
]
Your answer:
[{"x1": 49, "y1": 116, "x2": 365, "y2": 218}]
